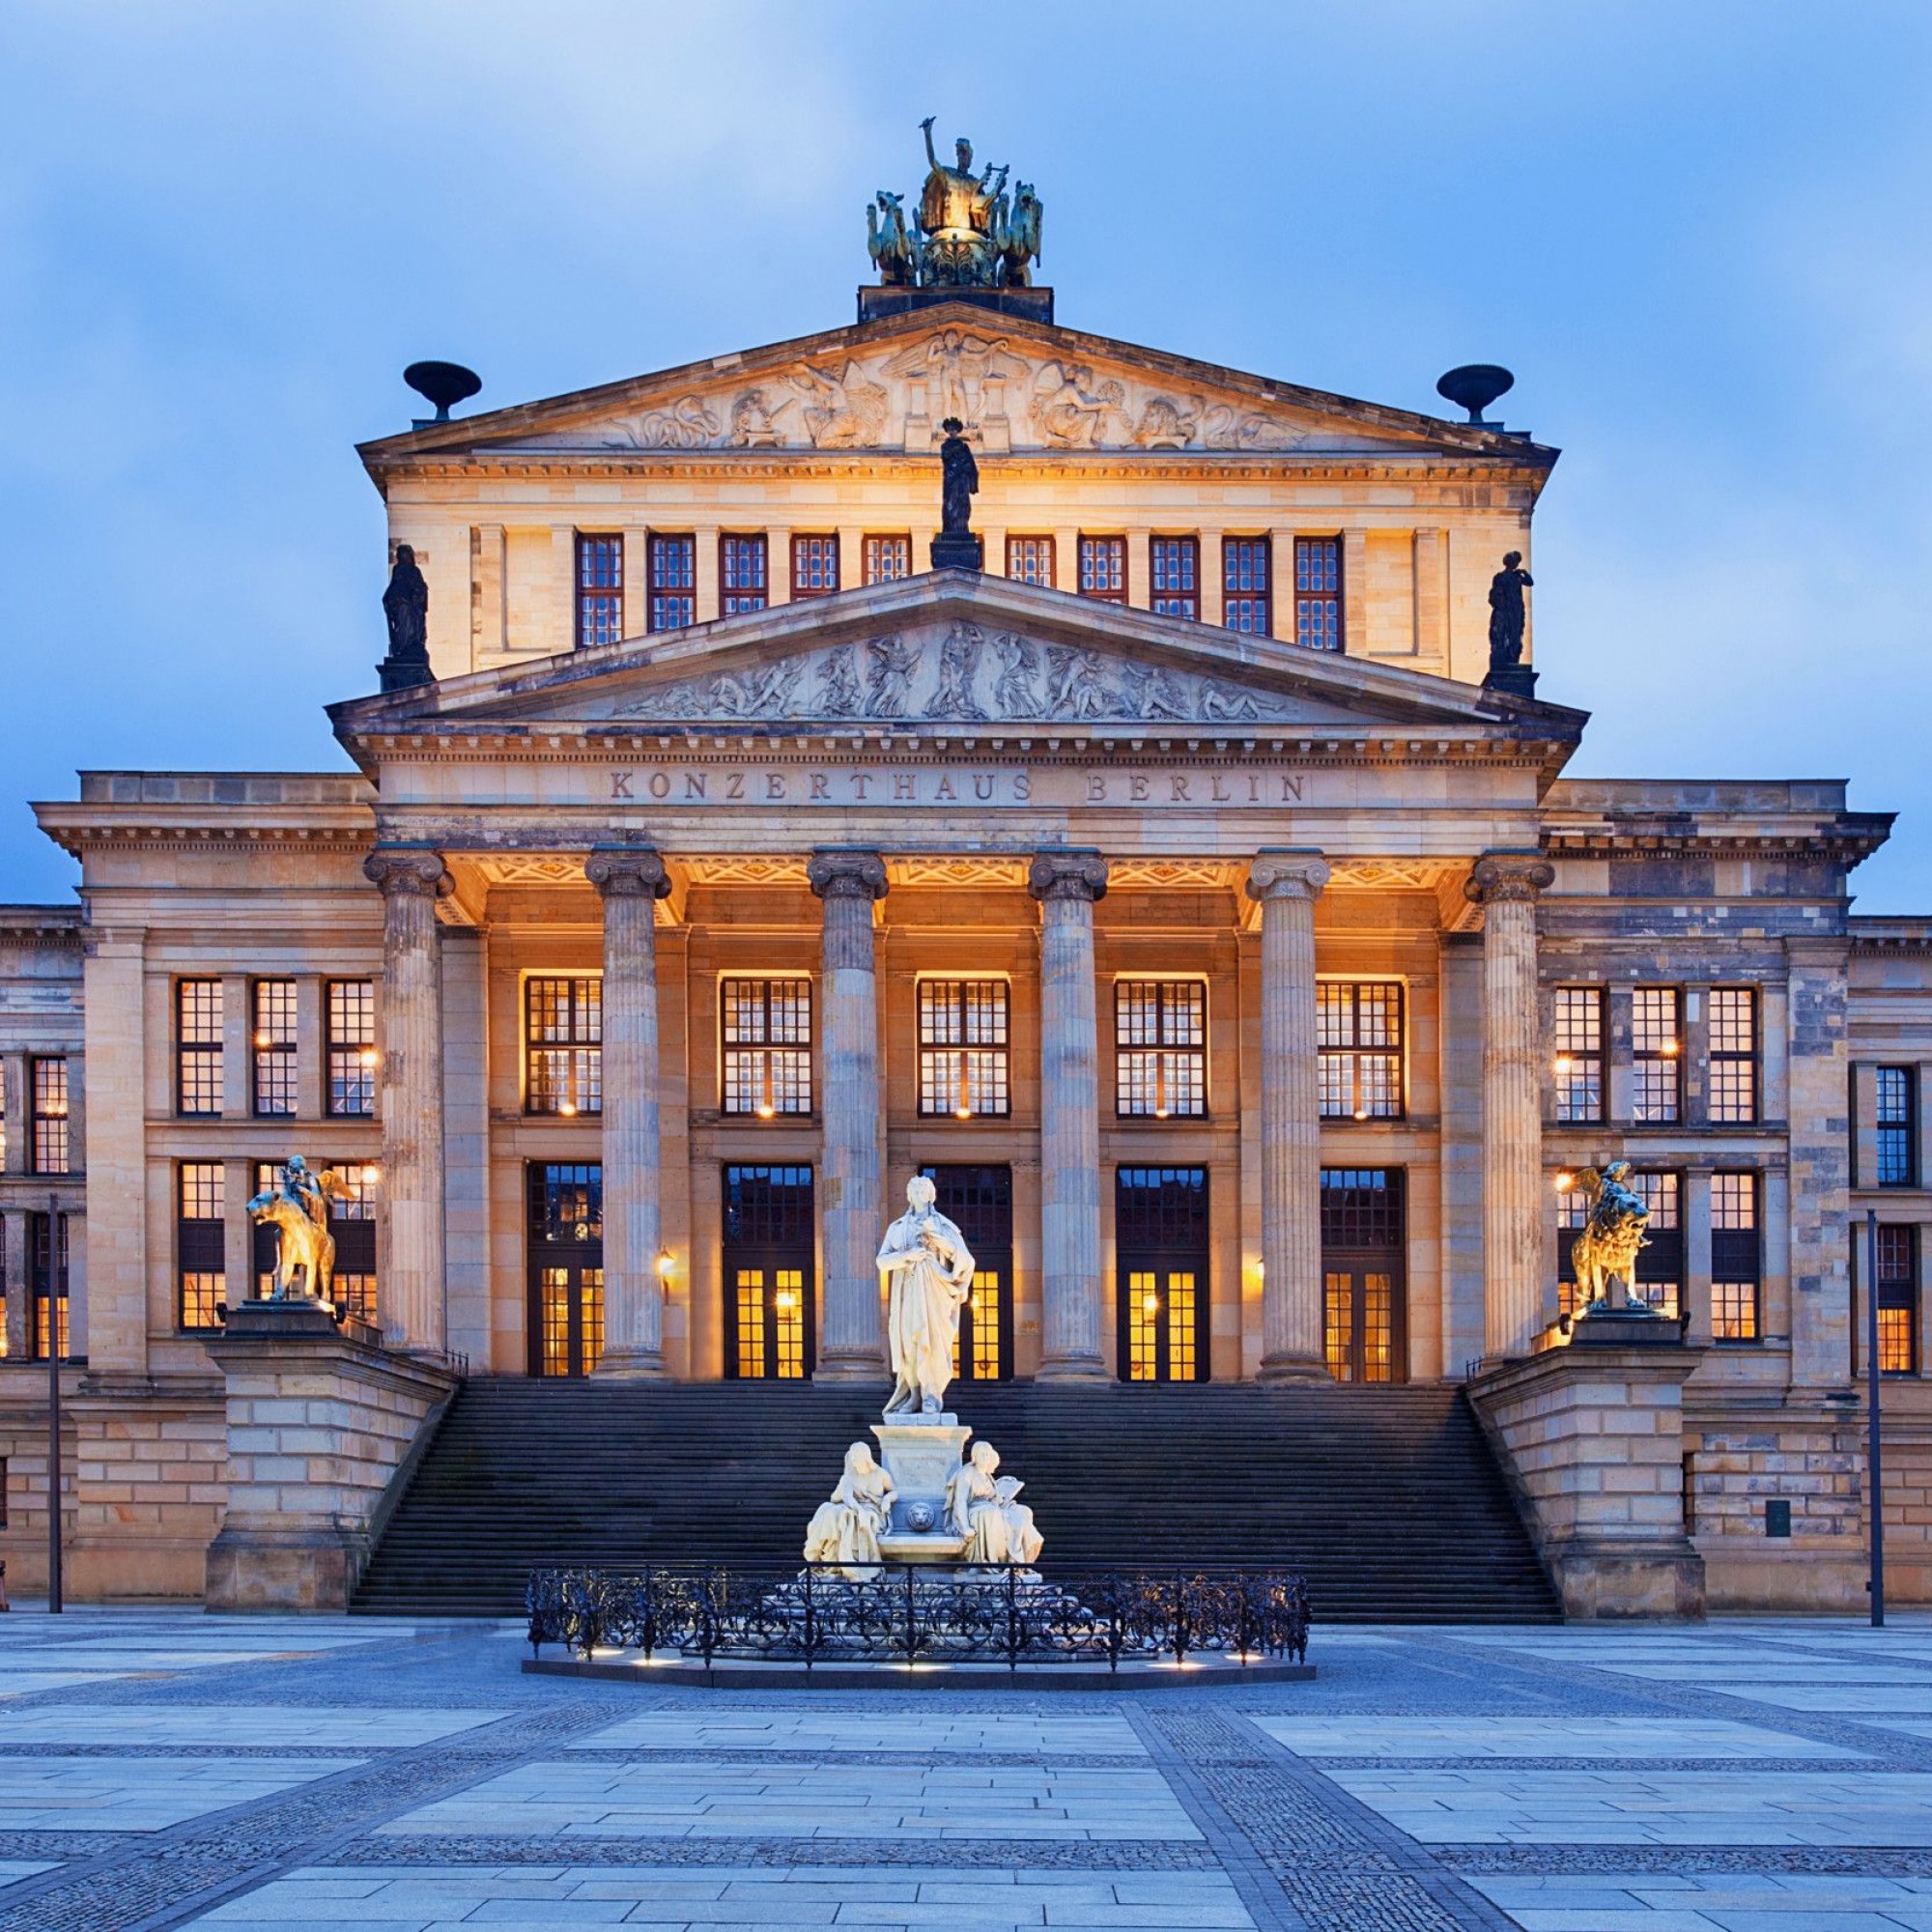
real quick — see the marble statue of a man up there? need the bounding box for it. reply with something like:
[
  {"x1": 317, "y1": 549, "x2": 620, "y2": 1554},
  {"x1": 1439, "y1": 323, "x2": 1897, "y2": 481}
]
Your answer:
[
  {"x1": 948, "y1": 1440, "x2": 1043, "y2": 1566},
  {"x1": 877, "y1": 1175, "x2": 975, "y2": 1418},
  {"x1": 803, "y1": 1443, "x2": 895, "y2": 1570}
]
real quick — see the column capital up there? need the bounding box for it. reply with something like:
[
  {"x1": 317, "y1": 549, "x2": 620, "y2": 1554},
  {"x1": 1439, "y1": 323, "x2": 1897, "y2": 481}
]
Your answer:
[
  {"x1": 808, "y1": 849, "x2": 889, "y2": 901},
  {"x1": 1028, "y1": 850, "x2": 1109, "y2": 905},
  {"x1": 1246, "y1": 850, "x2": 1330, "y2": 905},
  {"x1": 1465, "y1": 851, "x2": 1555, "y2": 906},
  {"x1": 363, "y1": 846, "x2": 451, "y2": 899},
  {"x1": 585, "y1": 845, "x2": 673, "y2": 900}
]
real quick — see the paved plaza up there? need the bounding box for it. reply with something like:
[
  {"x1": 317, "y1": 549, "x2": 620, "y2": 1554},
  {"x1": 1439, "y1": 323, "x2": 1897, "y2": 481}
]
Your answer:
[{"x1": 0, "y1": 1614, "x2": 1929, "y2": 1926}]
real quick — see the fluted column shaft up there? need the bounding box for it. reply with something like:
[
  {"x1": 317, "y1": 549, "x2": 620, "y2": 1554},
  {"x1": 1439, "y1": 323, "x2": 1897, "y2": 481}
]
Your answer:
[
  {"x1": 1248, "y1": 852, "x2": 1331, "y2": 1378},
  {"x1": 1030, "y1": 851, "x2": 1110, "y2": 1381},
  {"x1": 363, "y1": 846, "x2": 450, "y2": 1355},
  {"x1": 809, "y1": 849, "x2": 889, "y2": 1381},
  {"x1": 1469, "y1": 852, "x2": 1555, "y2": 1359},
  {"x1": 586, "y1": 846, "x2": 672, "y2": 1379}
]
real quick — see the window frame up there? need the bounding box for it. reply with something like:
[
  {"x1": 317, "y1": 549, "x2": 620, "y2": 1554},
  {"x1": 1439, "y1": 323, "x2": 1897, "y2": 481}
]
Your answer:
[
  {"x1": 1710, "y1": 1169, "x2": 1762, "y2": 1343},
  {"x1": 1077, "y1": 534, "x2": 1127, "y2": 605},
  {"x1": 573, "y1": 530, "x2": 624, "y2": 648},
  {"x1": 1114, "y1": 978, "x2": 1208, "y2": 1120},
  {"x1": 1005, "y1": 534, "x2": 1056, "y2": 588},
  {"x1": 646, "y1": 532, "x2": 696, "y2": 633},
  {"x1": 1877, "y1": 1065, "x2": 1918, "y2": 1187},
  {"x1": 176, "y1": 978, "x2": 224, "y2": 1119},
  {"x1": 29, "y1": 1056, "x2": 70, "y2": 1177},
  {"x1": 790, "y1": 533, "x2": 840, "y2": 599},
  {"x1": 1876, "y1": 1222, "x2": 1919, "y2": 1376},
  {"x1": 1293, "y1": 534, "x2": 1342, "y2": 651},
  {"x1": 720, "y1": 976, "x2": 814, "y2": 1119},
  {"x1": 251, "y1": 978, "x2": 298, "y2": 1119},
  {"x1": 1222, "y1": 535, "x2": 1272, "y2": 635},
  {"x1": 1149, "y1": 535, "x2": 1200, "y2": 620},
  {"x1": 719, "y1": 533, "x2": 769, "y2": 616},
  {"x1": 863, "y1": 533, "x2": 911, "y2": 584},
  {"x1": 1632, "y1": 985, "x2": 1684, "y2": 1125},
  {"x1": 1707, "y1": 986, "x2": 1759, "y2": 1125},
  {"x1": 917, "y1": 978, "x2": 1012, "y2": 1120},
  {"x1": 523, "y1": 974, "x2": 604, "y2": 1118},
  {"x1": 1552, "y1": 985, "x2": 1606, "y2": 1125},
  {"x1": 177, "y1": 1159, "x2": 226, "y2": 1334},
  {"x1": 326, "y1": 980, "x2": 377, "y2": 1119},
  {"x1": 1317, "y1": 980, "x2": 1406, "y2": 1123}
]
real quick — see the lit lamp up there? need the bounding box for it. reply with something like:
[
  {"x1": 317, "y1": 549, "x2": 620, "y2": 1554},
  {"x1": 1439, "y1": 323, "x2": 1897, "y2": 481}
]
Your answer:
[
  {"x1": 558, "y1": 1100, "x2": 578, "y2": 1118},
  {"x1": 1142, "y1": 1290, "x2": 1160, "y2": 1316},
  {"x1": 360, "y1": 1047, "x2": 381, "y2": 1068},
  {"x1": 1553, "y1": 1170, "x2": 1576, "y2": 1193},
  {"x1": 656, "y1": 1249, "x2": 675, "y2": 1291}
]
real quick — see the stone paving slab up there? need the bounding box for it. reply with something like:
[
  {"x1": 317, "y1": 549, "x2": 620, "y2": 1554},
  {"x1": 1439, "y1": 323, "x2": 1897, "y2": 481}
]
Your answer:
[
  {"x1": 0, "y1": 1704, "x2": 508, "y2": 1747},
  {"x1": 1247, "y1": 1718, "x2": 1857, "y2": 1760},
  {"x1": 569, "y1": 1711, "x2": 1148, "y2": 1754},
  {"x1": 0, "y1": 1752, "x2": 365, "y2": 1832}
]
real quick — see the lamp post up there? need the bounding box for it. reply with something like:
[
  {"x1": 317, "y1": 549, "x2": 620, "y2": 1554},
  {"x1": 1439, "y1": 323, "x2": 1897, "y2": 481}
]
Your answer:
[
  {"x1": 46, "y1": 1191, "x2": 63, "y2": 1616},
  {"x1": 1867, "y1": 1208, "x2": 1885, "y2": 1629}
]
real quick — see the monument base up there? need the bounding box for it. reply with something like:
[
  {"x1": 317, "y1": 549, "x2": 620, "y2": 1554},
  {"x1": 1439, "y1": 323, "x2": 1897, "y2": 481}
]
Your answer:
[
  {"x1": 1481, "y1": 663, "x2": 1539, "y2": 699},
  {"x1": 872, "y1": 1419, "x2": 971, "y2": 1561},
  {"x1": 929, "y1": 533, "x2": 983, "y2": 572}
]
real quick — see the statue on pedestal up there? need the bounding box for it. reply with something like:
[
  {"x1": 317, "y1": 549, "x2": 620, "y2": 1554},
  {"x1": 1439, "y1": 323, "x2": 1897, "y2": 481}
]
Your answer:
[
  {"x1": 1487, "y1": 551, "x2": 1533, "y2": 673},
  {"x1": 378, "y1": 544, "x2": 433, "y2": 693},
  {"x1": 877, "y1": 1175, "x2": 975, "y2": 1417},
  {"x1": 948, "y1": 1440, "x2": 1043, "y2": 1566},
  {"x1": 247, "y1": 1155, "x2": 353, "y2": 1302},
  {"x1": 939, "y1": 417, "x2": 978, "y2": 536},
  {"x1": 867, "y1": 123, "x2": 1043, "y2": 291},
  {"x1": 804, "y1": 1443, "x2": 896, "y2": 1571},
  {"x1": 1566, "y1": 1162, "x2": 1653, "y2": 1314}
]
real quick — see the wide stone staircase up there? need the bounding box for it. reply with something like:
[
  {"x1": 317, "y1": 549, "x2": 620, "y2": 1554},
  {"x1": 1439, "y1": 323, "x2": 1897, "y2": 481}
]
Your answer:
[{"x1": 352, "y1": 1379, "x2": 1559, "y2": 1622}]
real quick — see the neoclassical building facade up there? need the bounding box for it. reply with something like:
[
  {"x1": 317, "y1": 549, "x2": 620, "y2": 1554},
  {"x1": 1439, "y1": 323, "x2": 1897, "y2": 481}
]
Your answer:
[{"x1": 1, "y1": 295, "x2": 1928, "y2": 1613}]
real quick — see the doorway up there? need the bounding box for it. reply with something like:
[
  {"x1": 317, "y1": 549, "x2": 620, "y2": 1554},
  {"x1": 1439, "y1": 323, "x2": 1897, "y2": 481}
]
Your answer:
[
  {"x1": 1116, "y1": 1166, "x2": 1210, "y2": 1381},
  {"x1": 1320, "y1": 1167, "x2": 1406, "y2": 1383},
  {"x1": 922, "y1": 1163, "x2": 1013, "y2": 1381},
  {"x1": 723, "y1": 1163, "x2": 815, "y2": 1378},
  {"x1": 526, "y1": 1163, "x2": 604, "y2": 1378}
]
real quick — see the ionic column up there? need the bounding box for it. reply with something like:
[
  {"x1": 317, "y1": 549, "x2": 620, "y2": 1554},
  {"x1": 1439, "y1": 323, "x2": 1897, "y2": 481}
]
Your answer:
[
  {"x1": 362, "y1": 846, "x2": 451, "y2": 1355},
  {"x1": 808, "y1": 849, "x2": 889, "y2": 1381},
  {"x1": 586, "y1": 846, "x2": 673, "y2": 1380},
  {"x1": 1029, "y1": 851, "x2": 1110, "y2": 1381},
  {"x1": 1247, "y1": 851, "x2": 1331, "y2": 1379},
  {"x1": 1467, "y1": 852, "x2": 1555, "y2": 1359}
]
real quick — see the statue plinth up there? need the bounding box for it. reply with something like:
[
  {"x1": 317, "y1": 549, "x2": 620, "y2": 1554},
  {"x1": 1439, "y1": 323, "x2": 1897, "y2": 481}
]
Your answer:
[
  {"x1": 872, "y1": 1420, "x2": 972, "y2": 1563},
  {"x1": 219, "y1": 1296, "x2": 340, "y2": 1339},
  {"x1": 858, "y1": 284, "x2": 1054, "y2": 327},
  {"x1": 1482, "y1": 664, "x2": 1539, "y2": 699},
  {"x1": 929, "y1": 532, "x2": 983, "y2": 572}
]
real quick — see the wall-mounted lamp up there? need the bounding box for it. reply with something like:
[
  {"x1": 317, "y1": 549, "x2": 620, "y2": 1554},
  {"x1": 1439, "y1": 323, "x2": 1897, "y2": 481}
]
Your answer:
[{"x1": 656, "y1": 1248, "x2": 675, "y2": 1281}]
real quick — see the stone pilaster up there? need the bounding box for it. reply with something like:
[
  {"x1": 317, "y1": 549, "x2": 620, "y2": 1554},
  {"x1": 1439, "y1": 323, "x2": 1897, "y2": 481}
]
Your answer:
[
  {"x1": 1467, "y1": 852, "x2": 1555, "y2": 1360},
  {"x1": 362, "y1": 846, "x2": 450, "y2": 1356},
  {"x1": 1029, "y1": 851, "x2": 1110, "y2": 1382},
  {"x1": 586, "y1": 845, "x2": 673, "y2": 1380},
  {"x1": 808, "y1": 849, "x2": 889, "y2": 1382},
  {"x1": 1246, "y1": 852, "x2": 1331, "y2": 1379}
]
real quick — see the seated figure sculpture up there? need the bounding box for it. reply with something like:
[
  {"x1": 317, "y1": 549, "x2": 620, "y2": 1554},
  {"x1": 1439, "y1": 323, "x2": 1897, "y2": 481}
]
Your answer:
[
  {"x1": 947, "y1": 1440, "x2": 1043, "y2": 1567},
  {"x1": 804, "y1": 1443, "x2": 896, "y2": 1572}
]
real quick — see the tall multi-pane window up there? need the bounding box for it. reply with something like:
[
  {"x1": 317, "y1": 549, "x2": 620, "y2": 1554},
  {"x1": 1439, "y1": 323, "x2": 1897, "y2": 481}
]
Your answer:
[
  {"x1": 722, "y1": 979, "x2": 813, "y2": 1117},
  {"x1": 178, "y1": 1162, "x2": 225, "y2": 1332},
  {"x1": 720, "y1": 534, "x2": 768, "y2": 615},
  {"x1": 1150, "y1": 537, "x2": 1199, "y2": 619},
  {"x1": 647, "y1": 533, "x2": 696, "y2": 632},
  {"x1": 1006, "y1": 535, "x2": 1055, "y2": 587},
  {"x1": 1708, "y1": 988, "x2": 1758, "y2": 1124},
  {"x1": 1553, "y1": 987, "x2": 1605, "y2": 1123},
  {"x1": 327, "y1": 980, "x2": 376, "y2": 1118},
  {"x1": 28, "y1": 1213, "x2": 70, "y2": 1360},
  {"x1": 1632, "y1": 987, "x2": 1683, "y2": 1123},
  {"x1": 1317, "y1": 982, "x2": 1405, "y2": 1121},
  {"x1": 791, "y1": 534, "x2": 839, "y2": 598},
  {"x1": 1630, "y1": 1171, "x2": 1682, "y2": 1318},
  {"x1": 1293, "y1": 536, "x2": 1342, "y2": 651},
  {"x1": 918, "y1": 980, "x2": 1010, "y2": 1118},
  {"x1": 1877, "y1": 1224, "x2": 1918, "y2": 1375},
  {"x1": 1877, "y1": 1066, "x2": 1918, "y2": 1186},
  {"x1": 252, "y1": 980, "x2": 298, "y2": 1117},
  {"x1": 525, "y1": 977, "x2": 602, "y2": 1116},
  {"x1": 864, "y1": 534, "x2": 911, "y2": 584},
  {"x1": 30, "y1": 1059, "x2": 69, "y2": 1176},
  {"x1": 177, "y1": 980, "x2": 224, "y2": 1117},
  {"x1": 574, "y1": 533, "x2": 623, "y2": 647},
  {"x1": 1115, "y1": 980, "x2": 1207, "y2": 1119},
  {"x1": 1078, "y1": 535, "x2": 1126, "y2": 604},
  {"x1": 1223, "y1": 536, "x2": 1272, "y2": 635},
  {"x1": 327, "y1": 1164, "x2": 380, "y2": 1330},
  {"x1": 1711, "y1": 1172, "x2": 1761, "y2": 1342}
]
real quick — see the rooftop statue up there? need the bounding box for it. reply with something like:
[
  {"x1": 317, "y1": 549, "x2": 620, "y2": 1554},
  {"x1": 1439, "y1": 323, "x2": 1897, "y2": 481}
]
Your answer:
[
  {"x1": 867, "y1": 121, "x2": 1042, "y2": 290},
  {"x1": 1487, "y1": 551, "x2": 1533, "y2": 673}
]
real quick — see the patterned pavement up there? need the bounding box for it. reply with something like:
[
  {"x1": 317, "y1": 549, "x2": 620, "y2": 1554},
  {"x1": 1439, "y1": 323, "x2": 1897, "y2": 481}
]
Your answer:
[{"x1": 0, "y1": 1612, "x2": 1927, "y2": 1926}]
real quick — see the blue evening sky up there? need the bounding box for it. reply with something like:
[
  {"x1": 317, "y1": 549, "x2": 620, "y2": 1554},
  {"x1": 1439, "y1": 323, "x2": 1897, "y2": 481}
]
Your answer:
[{"x1": 2, "y1": 2, "x2": 1928, "y2": 907}]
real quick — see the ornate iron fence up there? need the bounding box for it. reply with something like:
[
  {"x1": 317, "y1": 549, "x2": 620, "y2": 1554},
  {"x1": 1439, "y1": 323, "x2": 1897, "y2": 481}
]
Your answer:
[{"x1": 526, "y1": 1563, "x2": 1311, "y2": 1672}]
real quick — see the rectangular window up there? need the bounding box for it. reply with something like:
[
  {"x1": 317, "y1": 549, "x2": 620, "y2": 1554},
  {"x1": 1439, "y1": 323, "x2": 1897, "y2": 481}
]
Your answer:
[
  {"x1": 327, "y1": 980, "x2": 376, "y2": 1118},
  {"x1": 30, "y1": 1058, "x2": 70, "y2": 1176},
  {"x1": 1321, "y1": 1168, "x2": 1406, "y2": 1384},
  {"x1": 791, "y1": 534, "x2": 839, "y2": 598},
  {"x1": 574, "y1": 532, "x2": 623, "y2": 647},
  {"x1": 864, "y1": 534, "x2": 911, "y2": 584},
  {"x1": 1293, "y1": 536, "x2": 1342, "y2": 651},
  {"x1": 177, "y1": 979, "x2": 224, "y2": 1117},
  {"x1": 1632, "y1": 986, "x2": 1683, "y2": 1124},
  {"x1": 918, "y1": 980, "x2": 1010, "y2": 1119},
  {"x1": 1006, "y1": 534, "x2": 1055, "y2": 587},
  {"x1": 1878, "y1": 1224, "x2": 1918, "y2": 1375},
  {"x1": 1877, "y1": 1066, "x2": 1918, "y2": 1186},
  {"x1": 1708, "y1": 988, "x2": 1759, "y2": 1124},
  {"x1": 251, "y1": 979, "x2": 298, "y2": 1117},
  {"x1": 178, "y1": 1161, "x2": 225, "y2": 1333},
  {"x1": 1712, "y1": 1172, "x2": 1761, "y2": 1342},
  {"x1": 1223, "y1": 536, "x2": 1272, "y2": 635},
  {"x1": 647, "y1": 533, "x2": 696, "y2": 632},
  {"x1": 28, "y1": 1212, "x2": 70, "y2": 1360},
  {"x1": 525, "y1": 976, "x2": 602, "y2": 1116},
  {"x1": 1115, "y1": 980, "x2": 1207, "y2": 1119},
  {"x1": 723, "y1": 1164, "x2": 815, "y2": 1379},
  {"x1": 720, "y1": 534, "x2": 768, "y2": 616},
  {"x1": 1078, "y1": 535, "x2": 1126, "y2": 604},
  {"x1": 1117, "y1": 1168, "x2": 1209, "y2": 1383},
  {"x1": 1150, "y1": 536, "x2": 1199, "y2": 619},
  {"x1": 1632, "y1": 1171, "x2": 1682, "y2": 1319},
  {"x1": 1553, "y1": 987, "x2": 1605, "y2": 1124},
  {"x1": 1318, "y1": 981, "x2": 1405, "y2": 1121},
  {"x1": 722, "y1": 978, "x2": 813, "y2": 1117}
]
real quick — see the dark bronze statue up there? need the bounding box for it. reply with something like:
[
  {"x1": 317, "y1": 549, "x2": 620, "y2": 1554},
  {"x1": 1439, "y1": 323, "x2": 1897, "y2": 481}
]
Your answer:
[
  {"x1": 939, "y1": 417, "x2": 978, "y2": 535},
  {"x1": 1487, "y1": 551, "x2": 1532, "y2": 671},
  {"x1": 379, "y1": 543, "x2": 433, "y2": 692}
]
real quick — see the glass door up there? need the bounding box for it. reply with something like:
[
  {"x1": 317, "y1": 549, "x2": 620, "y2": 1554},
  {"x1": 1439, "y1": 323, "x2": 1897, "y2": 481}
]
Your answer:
[
  {"x1": 923, "y1": 1164, "x2": 1013, "y2": 1382},
  {"x1": 526, "y1": 1163, "x2": 604, "y2": 1378},
  {"x1": 1320, "y1": 1168, "x2": 1406, "y2": 1383},
  {"x1": 1115, "y1": 1167, "x2": 1209, "y2": 1382},
  {"x1": 723, "y1": 1164, "x2": 815, "y2": 1379}
]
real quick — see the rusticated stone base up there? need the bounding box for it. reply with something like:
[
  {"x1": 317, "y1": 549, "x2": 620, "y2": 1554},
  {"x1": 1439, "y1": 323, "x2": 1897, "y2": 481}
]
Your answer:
[
  {"x1": 206, "y1": 1524, "x2": 367, "y2": 1613},
  {"x1": 1540, "y1": 1539, "x2": 1707, "y2": 1621}
]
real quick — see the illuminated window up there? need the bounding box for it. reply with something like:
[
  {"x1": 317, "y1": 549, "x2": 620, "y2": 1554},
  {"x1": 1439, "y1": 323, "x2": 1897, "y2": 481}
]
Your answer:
[
  {"x1": 918, "y1": 980, "x2": 1010, "y2": 1118},
  {"x1": 647, "y1": 533, "x2": 696, "y2": 632},
  {"x1": 1321, "y1": 1169, "x2": 1406, "y2": 1383},
  {"x1": 791, "y1": 534, "x2": 839, "y2": 598},
  {"x1": 722, "y1": 979, "x2": 812, "y2": 1116},
  {"x1": 864, "y1": 533, "x2": 911, "y2": 584},
  {"x1": 1150, "y1": 537, "x2": 1199, "y2": 619},
  {"x1": 1223, "y1": 536, "x2": 1271, "y2": 635},
  {"x1": 1553, "y1": 987, "x2": 1605, "y2": 1124},
  {"x1": 723, "y1": 1165, "x2": 814, "y2": 1379},
  {"x1": 526, "y1": 1164, "x2": 603, "y2": 1378},
  {"x1": 1631, "y1": 1172, "x2": 1681, "y2": 1319},
  {"x1": 720, "y1": 534, "x2": 768, "y2": 615},
  {"x1": 251, "y1": 980, "x2": 298, "y2": 1117},
  {"x1": 1878, "y1": 1224, "x2": 1918, "y2": 1376},
  {"x1": 574, "y1": 532, "x2": 623, "y2": 647},
  {"x1": 30, "y1": 1058, "x2": 70, "y2": 1176},
  {"x1": 1006, "y1": 534, "x2": 1055, "y2": 587},
  {"x1": 28, "y1": 1212, "x2": 70, "y2": 1360},
  {"x1": 1115, "y1": 980, "x2": 1207, "y2": 1119},
  {"x1": 1708, "y1": 988, "x2": 1758, "y2": 1124},
  {"x1": 525, "y1": 977, "x2": 602, "y2": 1116},
  {"x1": 1712, "y1": 1172, "x2": 1761, "y2": 1342},
  {"x1": 1632, "y1": 987, "x2": 1683, "y2": 1123},
  {"x1": 1117, "y1": 1167, "x2": 1208, "y2": 1382},
  {"x1": 327, "y1": 980, "x2": 376, "y2": 1118},
  {"x1": 1078, "y1": 535, "x2": 1126, "y2": 604},
  {"x1": 1878, "y1": 1066, "x2": 1918, "y2": 1186},
  {"x1": 1318, "y1": 981, "x2": 1404, "y2": 1121},
  {"x1": 1293, "y1": 536, "x2": 1341, "y2": 650},
  {"x1": 927, "y1": 1164, "x2": 1012, "y2": 1384},
  {"x1": 178, "y1": 1162, "x2": 225, "y2": 1333},
  {"x1": 177, "y1": 980, "x2": 224, "y2": 1117}
]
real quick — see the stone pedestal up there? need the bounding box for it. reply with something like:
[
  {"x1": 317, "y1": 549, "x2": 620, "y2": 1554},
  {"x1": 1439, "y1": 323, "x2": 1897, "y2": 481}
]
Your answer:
[
  {"x1": 928, "y1": 533, "x2": 984, "y2": 572},
  {"x1": 871, "y1": 1419, "x2": 971, "y2": 1562}
]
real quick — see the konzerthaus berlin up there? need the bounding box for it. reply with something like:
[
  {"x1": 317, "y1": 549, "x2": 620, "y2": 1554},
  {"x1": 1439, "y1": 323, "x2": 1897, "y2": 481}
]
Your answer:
[{"x1": 2, "y1": 225, "x2": 1928, "y2": 1622}]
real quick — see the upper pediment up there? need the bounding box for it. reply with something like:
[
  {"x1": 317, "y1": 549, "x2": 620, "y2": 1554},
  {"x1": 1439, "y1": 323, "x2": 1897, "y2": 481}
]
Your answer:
[{"x1": 359, "y1": 307, "x2": 1555, "y2": 468}]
